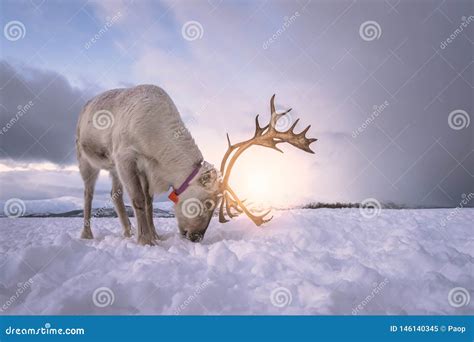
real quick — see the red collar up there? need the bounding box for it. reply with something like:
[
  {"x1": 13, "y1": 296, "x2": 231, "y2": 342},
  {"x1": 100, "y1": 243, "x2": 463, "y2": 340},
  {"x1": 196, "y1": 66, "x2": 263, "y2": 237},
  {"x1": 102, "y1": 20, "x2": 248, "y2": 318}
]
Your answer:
[{"x1": 168, "y1": 163, "x2": 202, "y2": 204}]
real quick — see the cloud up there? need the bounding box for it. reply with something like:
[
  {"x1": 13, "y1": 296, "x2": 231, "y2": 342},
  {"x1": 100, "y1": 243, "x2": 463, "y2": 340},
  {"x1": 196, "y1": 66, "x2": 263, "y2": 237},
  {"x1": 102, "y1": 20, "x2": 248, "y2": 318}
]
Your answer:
[{"x1": 0, "y1": 61, "x2": 94, "y2": 165}]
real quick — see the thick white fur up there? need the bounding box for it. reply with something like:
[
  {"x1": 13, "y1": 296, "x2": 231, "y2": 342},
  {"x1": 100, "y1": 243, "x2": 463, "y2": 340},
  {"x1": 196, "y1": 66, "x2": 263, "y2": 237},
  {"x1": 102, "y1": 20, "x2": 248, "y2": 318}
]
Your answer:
[{"x1": 76, "y1": 85, "x2": 219, "y2": 245}]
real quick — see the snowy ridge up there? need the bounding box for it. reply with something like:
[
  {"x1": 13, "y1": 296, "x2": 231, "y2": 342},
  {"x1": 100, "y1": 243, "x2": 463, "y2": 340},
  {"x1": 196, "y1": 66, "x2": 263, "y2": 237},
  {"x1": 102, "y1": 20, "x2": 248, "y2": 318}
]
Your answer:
[
  {"x1": 0, "y1": 208, "x2": 472, "y2": 315},
  {"x1": 0, "y1": 197, "x2": 175, "y2": 217},
  {"x1": 0, "y1": 196, "x2": 85, "y2": 216}
]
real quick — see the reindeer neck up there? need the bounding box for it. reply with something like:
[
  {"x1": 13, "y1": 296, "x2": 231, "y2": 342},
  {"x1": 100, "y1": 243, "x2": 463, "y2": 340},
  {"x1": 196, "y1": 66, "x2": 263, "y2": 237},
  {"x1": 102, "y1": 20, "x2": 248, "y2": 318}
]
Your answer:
[{"x1": 165, "y1": 139, "x2": 203, "y2": 190}]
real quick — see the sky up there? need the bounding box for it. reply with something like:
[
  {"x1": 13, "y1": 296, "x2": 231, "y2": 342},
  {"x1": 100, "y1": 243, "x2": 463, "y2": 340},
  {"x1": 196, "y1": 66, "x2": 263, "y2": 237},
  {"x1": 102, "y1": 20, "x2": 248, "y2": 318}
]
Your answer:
[{"x1": 0, "y1": 0, "x2": 473, "y2": 208}]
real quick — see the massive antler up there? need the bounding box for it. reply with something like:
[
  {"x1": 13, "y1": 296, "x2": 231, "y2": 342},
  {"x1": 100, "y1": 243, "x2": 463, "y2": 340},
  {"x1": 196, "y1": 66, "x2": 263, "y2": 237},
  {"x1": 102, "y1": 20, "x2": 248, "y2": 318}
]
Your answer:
[{"x1": 218, "y1": 95, "x2": 317, "y2": 226}]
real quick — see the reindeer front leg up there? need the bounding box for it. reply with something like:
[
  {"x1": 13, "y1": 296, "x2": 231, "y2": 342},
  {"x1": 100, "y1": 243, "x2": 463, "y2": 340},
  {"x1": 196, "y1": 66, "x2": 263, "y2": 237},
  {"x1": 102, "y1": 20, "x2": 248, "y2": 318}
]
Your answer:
[
  {"x1": 116, "y1": 154, "x2": 155, "y2": 246},
  {"x1": 140, "y1": 173, "x2": 160, "y2": 241}
]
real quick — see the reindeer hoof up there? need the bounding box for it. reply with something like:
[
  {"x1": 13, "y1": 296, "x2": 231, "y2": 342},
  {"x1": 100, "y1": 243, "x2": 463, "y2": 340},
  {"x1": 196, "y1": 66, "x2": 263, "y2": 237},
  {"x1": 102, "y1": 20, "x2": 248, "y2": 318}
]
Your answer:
[
  {"x1": 137, "y1": 235, "x2": 157, "y2": 246},
  {"x1": 152, "y1": 231, "x2": 161, "y2": 241},
  {"x1": 80, "y1": 229, "x2": 94, "y2": 239},
  {"x1": 123, "y1": 228, "x2": 133, "y2": 238}
]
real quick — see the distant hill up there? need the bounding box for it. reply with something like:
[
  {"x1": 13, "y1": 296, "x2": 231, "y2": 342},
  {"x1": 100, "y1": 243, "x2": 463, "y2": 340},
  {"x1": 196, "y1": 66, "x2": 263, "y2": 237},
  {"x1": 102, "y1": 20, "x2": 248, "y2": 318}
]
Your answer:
[
  {"x1": 23, "y1": 206, "x2": 174, "y2": 218},
  {"x1": 0, "y1": 197, "x2": 174, "y2": 218},
  {"x1": 300, "y1": 202, "x2": 451, "y2": 209}
]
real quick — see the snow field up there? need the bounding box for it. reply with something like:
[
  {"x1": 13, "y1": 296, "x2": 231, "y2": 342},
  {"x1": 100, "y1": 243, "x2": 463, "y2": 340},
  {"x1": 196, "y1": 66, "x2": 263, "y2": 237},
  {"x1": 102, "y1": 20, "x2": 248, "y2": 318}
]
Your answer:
[{"x1": 0, "y1": 208, "x2": 472, "y2": 315}]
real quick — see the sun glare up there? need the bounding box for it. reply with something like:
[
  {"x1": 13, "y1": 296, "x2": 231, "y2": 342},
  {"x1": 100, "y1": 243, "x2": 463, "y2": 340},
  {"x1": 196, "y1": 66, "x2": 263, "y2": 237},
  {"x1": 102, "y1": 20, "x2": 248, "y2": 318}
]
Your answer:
[
  {"x1": 245, "y1": 171, "x2": 271, "y2": 202},
  {"x1": 227, "y1": 147, "x2": 311, "y2": 208}
]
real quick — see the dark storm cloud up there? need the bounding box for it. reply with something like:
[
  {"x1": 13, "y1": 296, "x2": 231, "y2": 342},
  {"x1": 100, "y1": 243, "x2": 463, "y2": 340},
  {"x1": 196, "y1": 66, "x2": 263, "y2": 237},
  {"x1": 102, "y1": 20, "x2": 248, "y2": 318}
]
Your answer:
[{"x1": 0, "y1": 61, "x2": 93, "y2": 165}]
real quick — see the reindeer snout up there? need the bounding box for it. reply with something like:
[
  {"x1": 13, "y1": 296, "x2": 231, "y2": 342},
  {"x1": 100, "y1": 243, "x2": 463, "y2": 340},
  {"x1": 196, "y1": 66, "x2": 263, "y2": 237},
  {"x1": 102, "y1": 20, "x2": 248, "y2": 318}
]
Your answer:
[
  {"x1": 188, "y1": 232, "x2": 203, "y2": 243},
  {"x1": 181, "y1": 229, "x2": 204, "y2": 242}
]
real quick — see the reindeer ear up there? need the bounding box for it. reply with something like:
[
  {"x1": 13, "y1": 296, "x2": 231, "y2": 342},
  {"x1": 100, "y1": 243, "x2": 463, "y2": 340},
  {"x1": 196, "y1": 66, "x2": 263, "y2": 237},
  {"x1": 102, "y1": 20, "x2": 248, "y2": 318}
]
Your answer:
[{"x1": 198, "y1": 168, "x2": 217, "y2": 188}]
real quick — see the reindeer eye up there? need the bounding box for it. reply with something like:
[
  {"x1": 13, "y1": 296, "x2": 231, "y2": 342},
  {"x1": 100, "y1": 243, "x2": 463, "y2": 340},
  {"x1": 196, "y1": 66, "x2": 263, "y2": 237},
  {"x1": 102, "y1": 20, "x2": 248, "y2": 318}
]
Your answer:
[
  {"x1": 204, "y1": 199, "x2": 215, "y2": 211},
  {"x1": 200, "y1": 173, "x2": 211, "y2": 186}
]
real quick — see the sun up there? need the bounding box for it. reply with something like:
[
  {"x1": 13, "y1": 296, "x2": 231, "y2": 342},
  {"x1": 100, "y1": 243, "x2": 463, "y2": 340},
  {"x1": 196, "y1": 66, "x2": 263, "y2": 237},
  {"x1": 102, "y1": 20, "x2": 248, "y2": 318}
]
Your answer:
[{"x1": 245, "y1": 171, "x2": 271, "y2": 203}]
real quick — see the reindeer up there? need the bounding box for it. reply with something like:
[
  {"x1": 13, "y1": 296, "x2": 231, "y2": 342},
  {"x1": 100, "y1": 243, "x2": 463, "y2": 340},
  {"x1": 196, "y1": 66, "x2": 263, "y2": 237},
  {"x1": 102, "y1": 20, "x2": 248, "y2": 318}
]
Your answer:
[{"x1": 76, "y1": 85, "x2": 316, "y2": 245}]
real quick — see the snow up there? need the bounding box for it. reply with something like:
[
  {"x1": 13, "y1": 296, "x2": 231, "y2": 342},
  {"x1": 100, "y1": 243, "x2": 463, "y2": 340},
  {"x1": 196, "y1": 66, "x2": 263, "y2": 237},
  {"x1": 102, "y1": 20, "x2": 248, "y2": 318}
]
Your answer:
[{"x1": 0, "y1": 208, "x2": 472, "y2": 315}]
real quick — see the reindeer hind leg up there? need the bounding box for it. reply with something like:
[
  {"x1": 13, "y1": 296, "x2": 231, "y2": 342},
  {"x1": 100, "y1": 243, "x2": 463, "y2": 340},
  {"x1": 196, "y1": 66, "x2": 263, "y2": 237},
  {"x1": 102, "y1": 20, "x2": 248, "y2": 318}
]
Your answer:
[
  {"x1": 79, "y1": 159, "x2": 100, "y2": 239},
  {"x1": 110, "y1": 170, "x2": 133, "y2": 238}
]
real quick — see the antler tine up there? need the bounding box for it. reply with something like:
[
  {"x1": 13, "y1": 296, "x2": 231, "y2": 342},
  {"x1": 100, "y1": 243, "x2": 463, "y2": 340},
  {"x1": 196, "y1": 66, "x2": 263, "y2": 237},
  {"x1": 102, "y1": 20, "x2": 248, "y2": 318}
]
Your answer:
[
  {"x1": 300, "y1": 124, "x2": 311, "y2": 136},
  {"x1": 273, "y1": 114, "x2": 317, "y2": 154},
  {"x1": 218, "y1": 191, "x2": 243, "y2": 223},
  {"x1": 254, "y1": 115, "x2": 267, "y2": 137},
  {"x1": 269, "y1": 94, "x2": 292, "y2": 131},
  {"x1": 225, "y1": 186, "x2": 272, "y2": 226},
  {"x1": 224, "y1": 193, "x2": 240, "y2": 218},
  {"x1": 276, "y1": 124, "x2": 317, "y2": 153},
  {"x1": 287, "y1": 118, "x2": 300, "y2": 133},
  {"x1": 270, "y1": 94, "x2": 276, "y2": 115},
  {"x1": 228, "y1": 194, "x2": 243, "y2": 213},
  {"x1": 218, "y1": 196, "x2": 229, "y2": 223}
]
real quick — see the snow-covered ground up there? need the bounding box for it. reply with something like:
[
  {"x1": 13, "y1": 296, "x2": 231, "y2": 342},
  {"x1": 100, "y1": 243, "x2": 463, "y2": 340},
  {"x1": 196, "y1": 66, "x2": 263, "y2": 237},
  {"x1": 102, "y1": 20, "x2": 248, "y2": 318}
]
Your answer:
[{"x1": 0, "y1": 208, "x2": 472, "y2": 315}]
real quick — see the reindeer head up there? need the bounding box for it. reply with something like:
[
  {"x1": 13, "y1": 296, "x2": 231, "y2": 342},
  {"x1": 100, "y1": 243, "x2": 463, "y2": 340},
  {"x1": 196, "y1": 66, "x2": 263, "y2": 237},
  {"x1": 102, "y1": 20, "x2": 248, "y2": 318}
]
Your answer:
[
  {"x1": 217, "y1": 94, "x2": 317, "y2": 226},
  {"x1": 174, "y1": 161, "x2": 220, "y2": 242}
]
